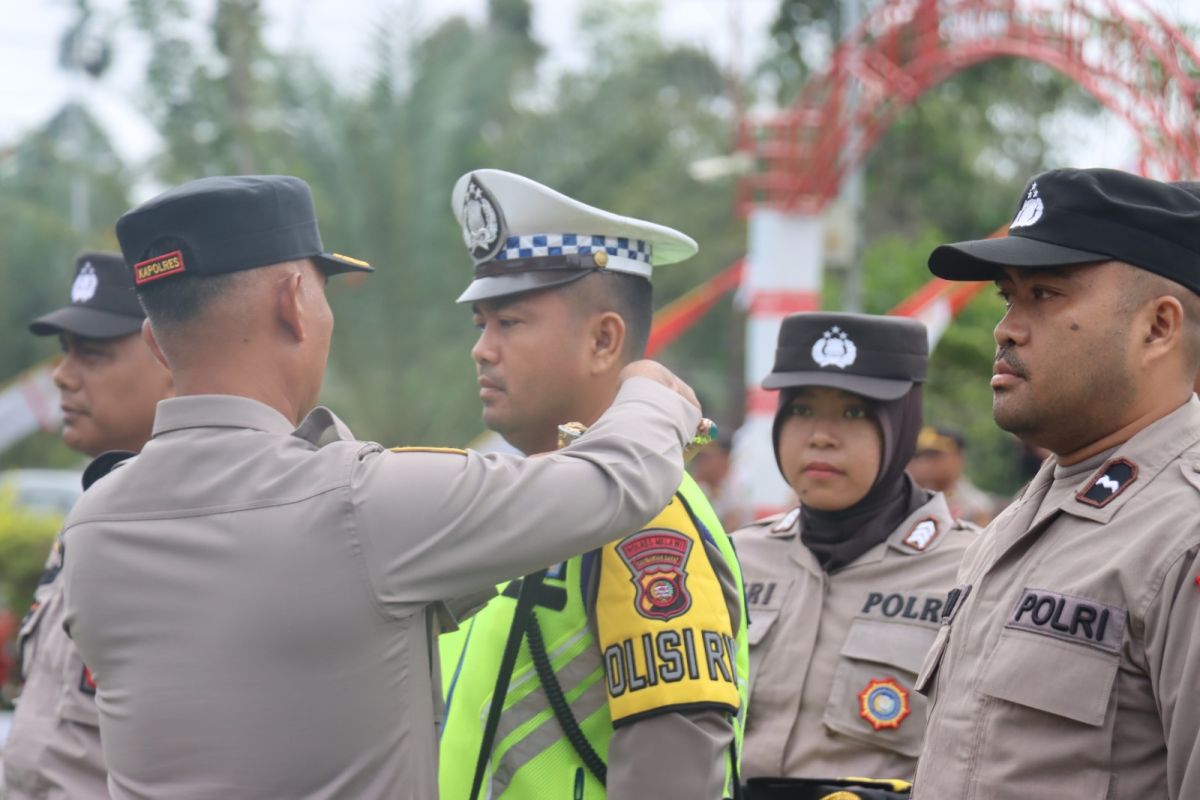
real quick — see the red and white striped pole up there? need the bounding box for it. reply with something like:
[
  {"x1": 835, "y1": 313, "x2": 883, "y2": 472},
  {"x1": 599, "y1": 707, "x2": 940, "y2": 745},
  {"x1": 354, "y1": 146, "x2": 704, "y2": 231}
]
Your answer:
[{"x1": 734, "y1": 208, "x2": 825, "y2": 519}]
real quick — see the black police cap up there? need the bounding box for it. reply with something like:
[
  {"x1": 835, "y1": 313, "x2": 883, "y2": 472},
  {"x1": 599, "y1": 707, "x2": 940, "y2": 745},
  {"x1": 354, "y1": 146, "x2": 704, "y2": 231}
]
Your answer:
[
  {"x1": 763, "y1": 312, "x2": 928, "y2": 401},
  {"x1": 30, "y1": 251, "x2": 145, "y2": 339},
  {"x1": 116, "y1": 175, "x2": 372, "y2": 288},
  {"x1": 930, "y1": 168, "x2": 1200, "y2": 293}
]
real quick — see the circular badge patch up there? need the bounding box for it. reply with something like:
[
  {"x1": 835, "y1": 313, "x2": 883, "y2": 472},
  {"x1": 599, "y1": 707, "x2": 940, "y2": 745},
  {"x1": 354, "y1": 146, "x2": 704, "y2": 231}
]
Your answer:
[{"x1": 858, "y1": 677, "x2": 911, "y2": 731}]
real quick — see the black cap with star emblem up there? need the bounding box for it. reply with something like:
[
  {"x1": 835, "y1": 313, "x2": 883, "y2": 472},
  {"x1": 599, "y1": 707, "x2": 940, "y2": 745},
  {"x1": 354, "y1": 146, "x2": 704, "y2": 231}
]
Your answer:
[
  {"x1": 29, "y1": 251, "x2": 145, "y2": 338},
  {"x1": 930, "y1": 168, "x2": 1200, "y2": 294},
  {"x1": 763, "y1": 312, "x2": 928, "y2": 401},
  {"x1": 116, "y1": 175, "x2": 372, "y2": 288}
]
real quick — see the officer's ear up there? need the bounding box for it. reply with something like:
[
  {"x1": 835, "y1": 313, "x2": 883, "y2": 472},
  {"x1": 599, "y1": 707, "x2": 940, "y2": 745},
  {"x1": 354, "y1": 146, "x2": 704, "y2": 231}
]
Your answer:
[
  {"x1": 275, "y1": 268, "x2": 307, "y2": 344},
  {"x1": 587, "y1": 310, "x2": 626, "y2": 375},
  {"x1": 1142, "y1": 294, "x2": 1185, "y2": 364},
  {"x1": 141, "y1": 319, "x2": 170, "y2": 370}
]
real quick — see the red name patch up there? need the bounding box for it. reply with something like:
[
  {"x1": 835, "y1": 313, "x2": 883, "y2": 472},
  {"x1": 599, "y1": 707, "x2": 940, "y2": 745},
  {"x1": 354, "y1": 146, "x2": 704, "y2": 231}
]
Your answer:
[{"x1": 134, "y1": 250, "x2": 186, "y2": 285}]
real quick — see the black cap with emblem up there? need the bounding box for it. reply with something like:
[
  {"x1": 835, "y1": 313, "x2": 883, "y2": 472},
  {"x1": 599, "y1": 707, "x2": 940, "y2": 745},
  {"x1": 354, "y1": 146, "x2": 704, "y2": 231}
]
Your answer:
[
  {"x1": 929, "y1": 168, "x2": 1200, "y2": 294},
  {"x1": 30, "y1": 251, "x2": 145, "y2": 338},
  {"x1": 115, "y1": 175, "x2": 372, "y2": 288},
  {"x1": 763, "y1": 312, "x2": 928, "y2": 401}
]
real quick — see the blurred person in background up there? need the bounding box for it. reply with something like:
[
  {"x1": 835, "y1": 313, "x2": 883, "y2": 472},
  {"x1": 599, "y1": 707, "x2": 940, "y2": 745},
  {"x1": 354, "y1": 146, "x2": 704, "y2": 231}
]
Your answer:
[
  {"x1": 733, "y1": 312, "x2": 976, "y2": 800},
  {"x1": 691, "y1": 435, "x2": 753, "y2": 532},
  {"x1": 907, "y1": 425, "x2": 997, "y2": 526},
  {"x1": 4, "y1": 251, "x2": 172, "y2": 800}
]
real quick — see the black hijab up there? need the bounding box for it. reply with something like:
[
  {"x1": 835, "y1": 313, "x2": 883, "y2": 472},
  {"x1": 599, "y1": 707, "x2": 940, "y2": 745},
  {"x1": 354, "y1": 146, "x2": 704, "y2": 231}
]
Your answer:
[{"x1": 773, "y1": 385, "x2": 929, "y2": 572}]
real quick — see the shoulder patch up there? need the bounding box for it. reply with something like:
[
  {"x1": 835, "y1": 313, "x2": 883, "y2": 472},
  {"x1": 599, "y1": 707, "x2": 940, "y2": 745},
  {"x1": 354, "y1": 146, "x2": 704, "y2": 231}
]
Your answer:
[
  {"x1": 596, "y1": 494, "x2": 740, "y2": 725},
  {"x1": 388, "y1": 446, "x2": 467, "y2": 455},
  {"x1": 617, "y1": 530, "x2": 693, "y2": 621},
  {"x1": 1076, "y1": 457, "x2": 1137, "y2": 508},
  {"x1": 901, "y1": 517, "x2": 940, "y2": 552}
]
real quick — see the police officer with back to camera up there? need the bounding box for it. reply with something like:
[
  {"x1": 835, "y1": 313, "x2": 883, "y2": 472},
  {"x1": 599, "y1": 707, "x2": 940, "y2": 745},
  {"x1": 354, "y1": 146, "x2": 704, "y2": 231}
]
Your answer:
[
  {"x1": 437, "y1": 169, "x2": 749, "y2": 800},
  {"x1": 4, "y1": 252, "x2": 172, "y2": 800},
  {"x1": 59, "y1": 174, "x2": 704, "y2": 800},
  {"x1": 732, "y1": 312, "x2": 975, "y2": 800},
  {"x1": 913, "y1": 167, "x2": 1200, "y2": 799}
]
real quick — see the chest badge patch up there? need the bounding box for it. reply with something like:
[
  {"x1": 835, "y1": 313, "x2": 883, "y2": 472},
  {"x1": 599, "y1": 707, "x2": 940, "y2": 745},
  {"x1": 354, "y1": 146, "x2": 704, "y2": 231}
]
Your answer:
[
  {"x1": 617, "y1": 529, "x2": 693, "y2": 621},
  {"x1": 1076, "y1": 457, "x2": 1138, "y2": 508},
  {"x1": 858, "y1": 677, "x2": 910, "y2": 731},
  {"x1": 901, "y1": 517, "x2": 940, "y2": 552}
]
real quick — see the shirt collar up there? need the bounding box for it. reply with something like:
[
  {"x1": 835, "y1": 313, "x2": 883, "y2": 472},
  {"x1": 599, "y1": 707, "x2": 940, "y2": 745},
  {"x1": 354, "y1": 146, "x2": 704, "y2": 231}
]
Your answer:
[{"x1": 153, "y1": 395, "x2": 300, "y2": 437}]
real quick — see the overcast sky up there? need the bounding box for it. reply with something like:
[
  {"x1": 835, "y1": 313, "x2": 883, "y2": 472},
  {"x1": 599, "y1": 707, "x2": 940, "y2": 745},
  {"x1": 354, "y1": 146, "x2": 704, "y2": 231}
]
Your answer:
[{"x1": 2, "y1": 0, "x2": 1196, "y2": 174}]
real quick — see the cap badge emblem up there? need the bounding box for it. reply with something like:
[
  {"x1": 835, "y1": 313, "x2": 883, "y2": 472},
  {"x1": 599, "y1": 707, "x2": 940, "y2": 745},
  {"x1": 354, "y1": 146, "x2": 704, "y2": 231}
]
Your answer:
[
  {"x1": 811, "y1": 326, "x2": 857, "y2": 369},
  {"x1": 71, "y1": 263, "x2": 99, "y2": 304},
  {"x1": 461, "y1": 176, "x2": 506, "y2": 265},
  {"x1": 1010, "y1": 181, "x2": 1044, "y2": 228}
]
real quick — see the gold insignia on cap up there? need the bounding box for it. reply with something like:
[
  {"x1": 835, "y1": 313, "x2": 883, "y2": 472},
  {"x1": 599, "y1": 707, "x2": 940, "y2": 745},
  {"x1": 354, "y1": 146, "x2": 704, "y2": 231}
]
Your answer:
[
  {"x1": 594, "y1": 250, "x2": 609, "y2": 268},
  {"x1": 332, "y1": 253, "x2": 371, "y2": 268}
]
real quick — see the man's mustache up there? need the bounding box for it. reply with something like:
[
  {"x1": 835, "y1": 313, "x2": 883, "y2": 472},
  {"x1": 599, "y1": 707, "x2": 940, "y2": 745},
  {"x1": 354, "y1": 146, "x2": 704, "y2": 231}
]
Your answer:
[{"x1": 995, "y1": 347, "x2": 1029, "y2": 379}]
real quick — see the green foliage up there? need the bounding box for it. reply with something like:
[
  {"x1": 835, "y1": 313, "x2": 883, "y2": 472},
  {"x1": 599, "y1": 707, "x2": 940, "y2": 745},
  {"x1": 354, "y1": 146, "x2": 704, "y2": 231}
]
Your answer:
[{"x1": 0, "y1": 489, "x2": 61, "y2": 616}]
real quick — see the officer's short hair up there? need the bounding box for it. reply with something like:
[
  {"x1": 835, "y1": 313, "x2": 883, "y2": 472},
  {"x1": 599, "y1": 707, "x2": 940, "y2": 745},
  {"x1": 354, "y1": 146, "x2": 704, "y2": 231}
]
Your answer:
[
  {"x1": 564, "y1": 271, "x2": 653, "y2": 361},
  {"x1": 1121, "y1": 266, "x2": 1200, "y2": 371},
  {"x1": 138, "y1": 270, "x2": 241, "y2": 333}
]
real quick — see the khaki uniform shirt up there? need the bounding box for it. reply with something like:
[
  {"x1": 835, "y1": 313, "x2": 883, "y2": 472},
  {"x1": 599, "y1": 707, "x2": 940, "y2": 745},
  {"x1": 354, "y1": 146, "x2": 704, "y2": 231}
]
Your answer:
[
  {"x1": 4, "y1": 538, "x2": 107, "y2": 799},
  {"x1": 61, "y1": 378, "x2": 696, "y2": 800},
  {"x1": 914, "y1": 397, "x2": 1200, "y2": 800},
  {"x1": 735, "y1": 493, "x2": 975, "y2": 781}
]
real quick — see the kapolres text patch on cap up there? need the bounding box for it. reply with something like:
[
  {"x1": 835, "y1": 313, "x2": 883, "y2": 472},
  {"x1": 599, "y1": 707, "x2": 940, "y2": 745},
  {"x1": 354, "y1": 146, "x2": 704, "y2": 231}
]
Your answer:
[{"x1": 134, "y1": 250, "x2": 186, "y2": 286}]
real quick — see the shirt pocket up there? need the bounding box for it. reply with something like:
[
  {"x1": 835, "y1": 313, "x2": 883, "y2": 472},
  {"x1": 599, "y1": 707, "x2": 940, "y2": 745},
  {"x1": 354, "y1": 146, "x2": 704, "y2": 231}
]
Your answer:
[
  {"x1": 747, "y1": 608, "x2": 780, "y2": 646},
  {"x1": 972, "y1": 630, "x2": 1118, "y2": 798},
  {"x1": 823, "y1": 618, "x2": 938, "y2": 758}
]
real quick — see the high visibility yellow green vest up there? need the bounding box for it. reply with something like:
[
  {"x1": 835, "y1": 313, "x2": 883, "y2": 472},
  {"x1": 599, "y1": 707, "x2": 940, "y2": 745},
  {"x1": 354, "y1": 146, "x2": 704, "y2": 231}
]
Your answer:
[{"x1": 439, "y1": 472, "x2": 749, "y2": 799}]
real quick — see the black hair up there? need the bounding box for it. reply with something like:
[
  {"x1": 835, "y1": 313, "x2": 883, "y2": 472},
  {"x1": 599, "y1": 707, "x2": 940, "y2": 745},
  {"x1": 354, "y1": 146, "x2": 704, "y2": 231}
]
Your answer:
[
  {"x1": 565, "y1": 270, "x2": 653, "y2": 362},
  {"x1": 137, "y1": 271, "x2": 240, "y2": 332}
]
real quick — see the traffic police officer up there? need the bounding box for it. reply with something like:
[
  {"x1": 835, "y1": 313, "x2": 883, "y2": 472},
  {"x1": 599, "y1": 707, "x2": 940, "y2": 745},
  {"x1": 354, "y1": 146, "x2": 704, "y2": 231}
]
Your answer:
[
  {"x1": 5, "y1": 251, "x2": 172, "y2": 800},
  {"x1": 913, "y1": 168, "x2": 1200, "y2": 798},
  {"x1": 60, "y1": 175, "x2": 703, "y2": 800},
  {"x1": 438, "y1": 170, "x2": 749, "y2": 799},
  {"x1": 732, "y1": 313, "x2": 974, "y2": 796}
]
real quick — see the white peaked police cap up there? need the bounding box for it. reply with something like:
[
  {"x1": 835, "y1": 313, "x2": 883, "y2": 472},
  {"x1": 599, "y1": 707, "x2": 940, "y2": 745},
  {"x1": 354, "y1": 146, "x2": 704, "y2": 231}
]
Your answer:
[{"x1": 451, "y1": 168, "x2": 699, "y2": 303}]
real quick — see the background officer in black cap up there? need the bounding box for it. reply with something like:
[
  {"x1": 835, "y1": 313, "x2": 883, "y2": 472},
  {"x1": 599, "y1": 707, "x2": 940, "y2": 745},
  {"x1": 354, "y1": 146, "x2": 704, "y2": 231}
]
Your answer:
[
  {"x1": 732, "y1": 312, "x2": 976, "y2": 795},
  {"x1": 914, "y1": 168, "x2": 1200, "y2": 799},
  {"x1": 4, "y1": 252, "x2": 172, "y2": 800},
  {"x1": 60, "y1": 174, "x2": 703, "y2": 799}
]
